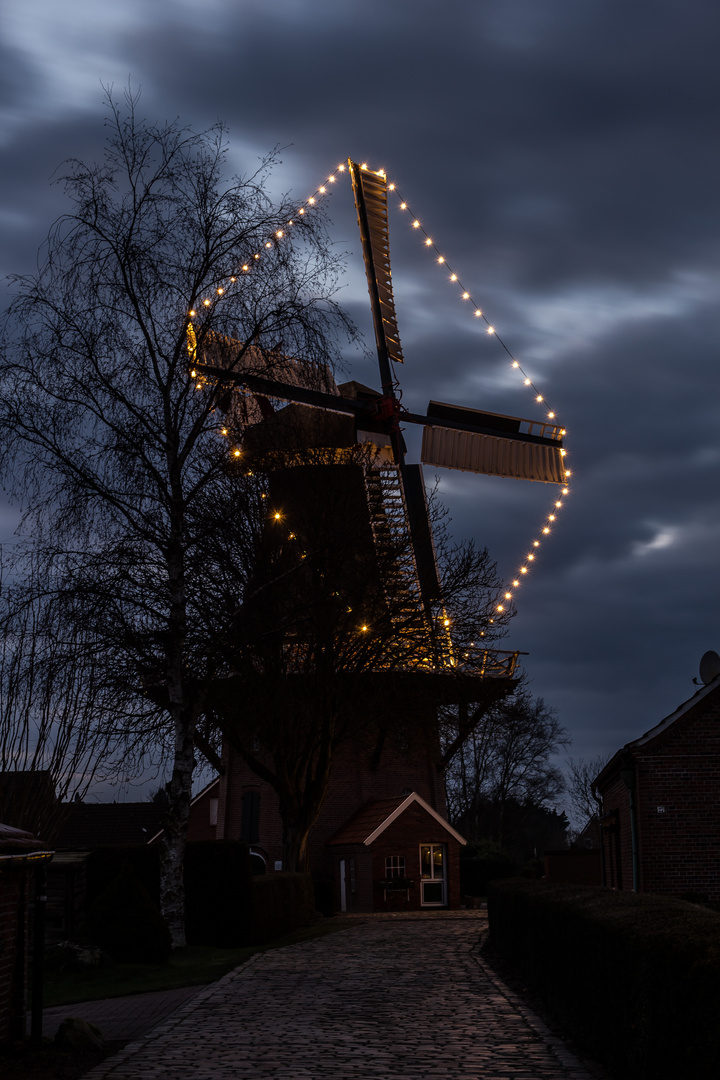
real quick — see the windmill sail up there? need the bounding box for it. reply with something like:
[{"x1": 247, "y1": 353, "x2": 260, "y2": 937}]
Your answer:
[
  {"x1": 349, "y1": 161, "x2": 404, "y2": 373},
  {"x1": 420, "y1": 401, "x2": 566, "y2": 484}
]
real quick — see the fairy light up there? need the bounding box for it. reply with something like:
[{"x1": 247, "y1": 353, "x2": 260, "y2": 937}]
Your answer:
[{"x1": 187, "y1": 157, "x2": 571, "y2": 623}]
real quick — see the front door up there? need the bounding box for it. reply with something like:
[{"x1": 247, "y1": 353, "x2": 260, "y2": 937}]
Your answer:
[{"x1": 420, "y1": 844, "x2": 446, "y2": 906}]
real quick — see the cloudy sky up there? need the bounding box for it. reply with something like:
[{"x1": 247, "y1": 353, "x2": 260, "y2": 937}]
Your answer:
[{"x1": 2, "y1": 0, "x2": 718, "y2": 799}]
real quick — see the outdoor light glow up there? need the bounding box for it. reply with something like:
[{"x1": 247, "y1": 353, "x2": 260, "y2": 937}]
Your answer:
[{"x1": 487, "y1": 326, "x2": 495, "y2": 334}]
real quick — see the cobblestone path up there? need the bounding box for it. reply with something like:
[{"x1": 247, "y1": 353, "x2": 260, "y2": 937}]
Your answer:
[{"x1": 82, "y1": 914, "x2": 602, "y2": 1080}]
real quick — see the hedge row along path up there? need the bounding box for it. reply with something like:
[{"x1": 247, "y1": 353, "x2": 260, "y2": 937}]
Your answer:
[{"x1": 77, "y1": 911, "x2": 603, "y2": 1080}]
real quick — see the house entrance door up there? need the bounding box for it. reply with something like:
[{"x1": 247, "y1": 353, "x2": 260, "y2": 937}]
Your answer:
[{"x1": 419, "y1": 844, "x2": 446, "y2": 906}]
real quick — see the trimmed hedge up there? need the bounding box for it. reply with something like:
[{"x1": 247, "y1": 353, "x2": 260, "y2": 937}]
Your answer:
[
  {"x1": 81, "y1": 863, "x2": 171, "y2": 963},
  {"x1": 83, "y1": 844, "x2": 313, "y2": 948},
  {"x1": 250, "y1": 872, "x2": 315, "y2": 943},
  {"x1": 487, "y1": 879, "x2": 720, "y2": 1080},
  {"x1": 184, "y1": 841, "x2": 254, "y2": 947}
]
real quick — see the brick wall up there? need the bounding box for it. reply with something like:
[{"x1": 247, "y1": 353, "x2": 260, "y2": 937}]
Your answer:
[
  {"x1": 598, "y1": 684, "x2": 720, "y2": 900},
  {"x1": 218, "y1": 715, "x2": 447, "y2": 874}
]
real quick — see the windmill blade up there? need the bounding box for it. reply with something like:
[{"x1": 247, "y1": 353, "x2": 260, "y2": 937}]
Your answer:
[
  {"x1": 418, "y1": 402, "x2": 567, "y2": 484},
  {"x1": 349, "y1": 161, "x2": 405, "y2": 379}
]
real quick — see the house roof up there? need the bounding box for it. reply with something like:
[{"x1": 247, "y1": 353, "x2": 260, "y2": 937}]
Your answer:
[
  {"x1": 327, "y1": 791, "x2": 467, "y2": 847},
  {"x1": 0, "y1": 822, "x2": 50, "y2": 855},
  {"x1": 594, "y1": 673, "x2": 720, "y2": 790}
]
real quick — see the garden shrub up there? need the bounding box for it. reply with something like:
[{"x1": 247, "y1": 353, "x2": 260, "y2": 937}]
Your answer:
[
  {"x1": 80, "y1": 863, "x2": 171, "y2": 963},
  {"x1": 460, "y1": 839, "x2": 516, "y2": 896},
  {"x1": 487, "y1": 878, "x2": 720, "y2": 1080},
  {"x1": 184, "y1": 840, "x2": 253, "y2": 947}
]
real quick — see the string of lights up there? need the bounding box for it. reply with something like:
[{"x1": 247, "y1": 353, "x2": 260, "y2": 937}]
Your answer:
[{"x1": 187, "y1": 161, "x2": 570, "y2": 619}]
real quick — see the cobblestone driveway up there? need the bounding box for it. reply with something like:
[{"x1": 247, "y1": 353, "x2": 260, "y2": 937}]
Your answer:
[{"x1": 83, "y1": 914, "x2": 602, "y2": 1080}]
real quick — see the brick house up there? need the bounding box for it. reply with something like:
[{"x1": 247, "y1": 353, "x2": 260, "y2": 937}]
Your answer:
[
  {"x1": 594, "y1": 673, "x2": 720, "y2": 899},
  {"x1": 216, "y1": 712, "x2": 469, "y2": 910}
]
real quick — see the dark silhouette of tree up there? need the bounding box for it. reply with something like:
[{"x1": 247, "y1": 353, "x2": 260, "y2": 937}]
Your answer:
[
  {"x1": 444, "y1": 681, "x2": 569, "y2": 851},
  {"x1": 565, "y1": 754, "x2": 608, "y2": 837},
  {"x1": 0, "y1": 89, "x2": 353, "y2": 945},
  {"x1": 183, "y1": 428, "x2": 512, "y2": 871}
]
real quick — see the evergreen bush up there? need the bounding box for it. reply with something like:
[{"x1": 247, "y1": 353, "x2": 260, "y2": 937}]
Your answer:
[
  {"x1": 184, "y1": 840, "x2": 253, "y2": 947},
  {"x1": 80, "y1": 863, "x2": 171, "y2": 963},
  {"x1": 487, "y1": 879, "x2": 720, "y2": 1080}
]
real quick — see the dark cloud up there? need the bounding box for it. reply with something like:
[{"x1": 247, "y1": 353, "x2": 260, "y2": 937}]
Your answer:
[{"x1": 1, "y1": 0, "x2": 718, "y2": 795}]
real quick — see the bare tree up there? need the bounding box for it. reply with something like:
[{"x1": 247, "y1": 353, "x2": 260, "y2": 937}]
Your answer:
[
  {"x1": 0, "y1": 89, "x2": 353, "y2": 945},
  {"x1": 565, "y1": 755, "x2": 608, "y2": 837},
  {"x1": 444, "y1": 681, "x2": 569, "y2": 849},
  {"x1": 0, "y1": 572, "x2": 146, "y2": 839}
]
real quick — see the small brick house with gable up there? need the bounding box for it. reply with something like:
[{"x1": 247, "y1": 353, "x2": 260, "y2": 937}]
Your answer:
[
  {"x1": 594, "y1": 672, "x2": 720, "y2": 899},
  {"x1": 216, "y1": 721, "x2": 469, "y2": 912}
]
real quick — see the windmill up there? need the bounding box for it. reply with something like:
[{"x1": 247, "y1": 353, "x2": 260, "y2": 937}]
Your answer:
[{"x1": 194, "y1": 160, "x2": 568, "y2": 686}]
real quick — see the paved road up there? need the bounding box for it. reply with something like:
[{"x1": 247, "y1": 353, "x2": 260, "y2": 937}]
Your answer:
[{"x1": 77, "y1": 913, "x2": 602, "y2": 1080}]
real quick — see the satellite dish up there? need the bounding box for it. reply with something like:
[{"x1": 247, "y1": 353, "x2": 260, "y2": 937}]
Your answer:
[{"x1": 699, "y1": 650, "x2": 720, "y2": 685}]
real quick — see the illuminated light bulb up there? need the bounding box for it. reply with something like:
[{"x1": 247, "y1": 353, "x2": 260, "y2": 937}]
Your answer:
[
  {"x1": 217, "y1": 288, "x2": 224, "y2": 295},
  {"x1": 497, "y1": 605, "x2": 505, "y2": 612},
  {"x1": 524, "y1": 378, "x2": 531, "y2": 385},
  {"x1": 389, "y1": 183, "x2": 395, "y2": 191},
  {"x1": 233, "y1": 449, "x2": 241, "y2": 457},
  {"x1": 361, "y1": 163, "x2": 368, "y2": 170},
  {"x1": 274, "y1": 512, "x2": 281, "y2": 521},
  {"x1": 450, "y1": 274, "x2": 457, "y2": 281},
  {"x1": 543, "y1": 528, "x2": 550, "y2": 534},
  {"x1": 520, "y1": 567, "x2": 528, "y2": 574},
  {"x1": 487, "y1": 326, "x2": 495, "y2": 335},
  {"x1": 512, "y1": 360, "x2": 519, "y2": 368},
  {"x1": 308, "y1": 197, "x2": 316, "y2": 204},
  {"x1": 462, "y1": 292, "x2": 470, "y2": 300},
  {"x1": 512, "y1": 580, "x2": 520, "y2": 587},
  {"x1": 288, "y1": 532, "x2": 296, "y2": 539},
  {"x1": 230, "y1": 276, "x2": 236, "y2": 283},
  {"x1": 548, "y1": 411, "x2": 555, "y2": 418},
  {"x1": 299, "y1": 208, "x2": 305, "y2": 214},
  {"x1": 425, "y1": 238, "x2": 432, "y2": 246},
  {"x1": 242, "y1": 265, "x2": 249, "y2": 272},
  {"x1": 400, "y1": 202, "x2": 407, "y2": 209},
  {"x1": 533, "y1": 541, "x2": 540, "y2": 547},
  {"x1": 549, "y1": 515, "x2": 556, "y2": 522},
  {"x1": 221, "y1": 428, "x2": 228, "y2": 436},
  {"x1": 443, "y1": 618, "x2": 450, "y2": 627},
  {"x1": 560, "y1": 449, "x2": 566, "y2": 456},
  {"x1": 563, "y1": 487, "x2": 569, "y2": 495},
  {"x1": 528, "y1": 554, "x2": 535, "y2": 561},
  {"x1": 474, "y1": 309, "x2": 483, "y2": 317},
  {"x1": 360, "y1": 624, "x2": 369, "y2": 631},
  {"x1": 328, "y1": 176, "x2": 335, "y2": 183},
  {"x1": 319, "y1": 186, "x2": 326, "y2": 194},
  {"x1": 276, "y1": 230, "x2": 283, "y2": 238},
  {"x1": 338, "y1": 164, "x2": 345, "y2": 171},
  {"x1": 189, "y1": 310, "x2": 196, "y2": 317},
  {"x1": 555, "y1": 501, "x2": 562, "y2": 508},
  {"x1": 438, "y1": 256, "x2": 445, "y2": 263},
  {"x1": 564, "y1": 469, "x2": 572, "y2": 477},
  {"x1": 413, "y1": 220, "x2": 420, "y2": 228},
  {"x1": 265, "y1": 242, "x2": 272, "y2": 248},
  {"x1": 203, "y1": 299, "x2": 211, "y2": 306},
  {"x1": 254, "y1": 254, "x2": 260, "y2": 260},
  {"x1": 536, "y1": 395, "x2": 543, "y2": 402},
  {"x1": 504, "y1": 592, "x2": 512, "y2": 600},
  {"x1": 560, "y1": 428, "x2": 566, "y2": 435},
  {"x1": 288, "y1": 219, "x2": 294, "y2": 225}
]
